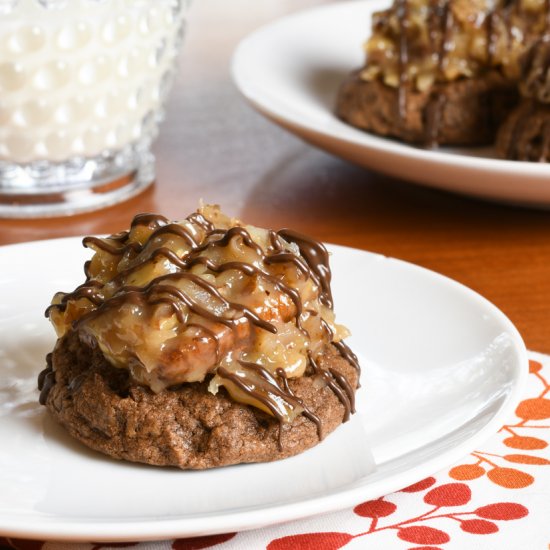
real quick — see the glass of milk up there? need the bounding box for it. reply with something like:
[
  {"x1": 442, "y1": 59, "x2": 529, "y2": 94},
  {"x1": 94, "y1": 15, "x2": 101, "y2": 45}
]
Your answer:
[{"x1": 0, "y1": 0, "x2": 189, "y2": 217}]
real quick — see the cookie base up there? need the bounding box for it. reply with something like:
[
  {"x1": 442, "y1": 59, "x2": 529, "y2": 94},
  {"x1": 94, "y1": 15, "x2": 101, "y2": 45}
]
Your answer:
[
  {"x1": 496, "y1": 99, "x2": 550, "y2": 161},
  {"x1": 40, "y1": 331, "x2": 359, "y2": 469},
  {"x1": 336, "y1": 70, "x2": 518, "y2": 146}
]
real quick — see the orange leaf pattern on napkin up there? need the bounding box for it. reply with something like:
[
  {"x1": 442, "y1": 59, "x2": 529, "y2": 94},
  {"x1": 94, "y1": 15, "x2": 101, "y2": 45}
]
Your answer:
[{"x1": 450, "y1": 360, "x2": 550, "y2": 490}]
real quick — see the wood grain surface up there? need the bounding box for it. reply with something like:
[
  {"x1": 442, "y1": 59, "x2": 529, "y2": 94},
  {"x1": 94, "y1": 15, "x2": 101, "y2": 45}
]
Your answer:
[{"x1": 1, "y1": 0, "x2": 549, "y2": 352}]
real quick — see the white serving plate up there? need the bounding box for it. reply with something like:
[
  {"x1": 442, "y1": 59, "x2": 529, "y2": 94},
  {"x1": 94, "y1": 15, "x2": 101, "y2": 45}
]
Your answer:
[{"x1": 0, "y1": 237, "x2": 527, "y2": 541}]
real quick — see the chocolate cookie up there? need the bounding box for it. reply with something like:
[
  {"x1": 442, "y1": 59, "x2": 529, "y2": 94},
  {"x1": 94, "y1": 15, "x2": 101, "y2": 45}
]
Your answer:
[
  {"x1": 337, "y1": 0, "x2": 550, "y2": 158},
  {"x1": 495, "y1": 37, "x2": 550, "y2": 161},
  {"x1": 39, "y1": 330, "x2": 358, "y2": 469},
  {"x1": 336, "y1": 70, "x2": 517, "y2": 146},
  {"x1": 496, "y1": 100, "x2": 550, "y2": 161},
  {"x1": 39, "y1": 207, "x2": 361, "y2": 469}
]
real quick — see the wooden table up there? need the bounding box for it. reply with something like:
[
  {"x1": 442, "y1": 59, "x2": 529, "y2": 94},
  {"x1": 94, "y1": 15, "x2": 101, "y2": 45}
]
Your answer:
[{"x1": 1, "y1": 0, "x2": 549, "y2": 353}]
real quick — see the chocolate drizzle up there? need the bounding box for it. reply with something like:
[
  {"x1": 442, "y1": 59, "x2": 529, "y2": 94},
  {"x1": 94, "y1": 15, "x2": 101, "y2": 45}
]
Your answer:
[
  {"x1": 131, "y1": 212, "x2": 169, "y2": 230},
  {"x1": 333, "y1": 341, "x2": 361, "y2": 375},
  {"x1": 277, "y1": 229, "x2": 333, "y2": 308},
  {"x1": 424, "y1": 0, "x2": 453, "y2": 146},
  {"x1": 321, "y1": 317, "x2": 361, "y2": 375},
  {"x1": 45, "y1": 279, "x2": 104, "y2": 318},
  {"x1": 37, "y1": 353, "x2": 55, "y2": 405},
  {"x1": 217, "y1": 360, "x2": 322, "y2": 449},
  {"x1": 45, "y1": 211, "x2": 360, "y2": 438},
  {"x1": 147, "y1": 223, "x2": 201, "y2": 248},
  {"x1": 308, "y1": 352, "x2": 355, "y2": 422},
  {"x1": 397, "y1": 0, "x2": 410, "y2": 121},
  {"x1": 276, "y1": 367, "x2": 323, "y2": 440},
  {"x1": 395, "y1": 0, "x2": 455, "y2": 145},
  {"x1": 186, "y1": 212, "x2": 215, "y2": 232},
  {"x1": 82, "y1": 236, "x2": 141, "y2": 256}
]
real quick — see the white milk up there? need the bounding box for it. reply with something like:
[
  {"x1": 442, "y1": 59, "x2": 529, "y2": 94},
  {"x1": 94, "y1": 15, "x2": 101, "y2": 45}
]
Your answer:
[{"x1": 0, "y1": 0, "x2": 186, "y2": 163}]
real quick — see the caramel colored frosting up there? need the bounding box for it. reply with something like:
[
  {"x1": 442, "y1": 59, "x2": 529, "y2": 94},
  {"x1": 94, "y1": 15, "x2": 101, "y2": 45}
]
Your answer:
[
  {"x1": 362, "y1": 0, "x2": 550, "y2": 92},
  {"x1": 47, "y1": 206, "x2": 359, "y2": 426}
]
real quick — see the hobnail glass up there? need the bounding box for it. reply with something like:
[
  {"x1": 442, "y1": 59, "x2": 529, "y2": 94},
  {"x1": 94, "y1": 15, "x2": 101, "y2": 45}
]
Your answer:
[{"x1": 0, "y1": 0, "x2": 189, "y2": 217}]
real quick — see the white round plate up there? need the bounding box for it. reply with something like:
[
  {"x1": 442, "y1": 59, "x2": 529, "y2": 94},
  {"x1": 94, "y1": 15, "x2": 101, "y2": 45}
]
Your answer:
[
  {"x1": 232, "y1": 0, "x2": 550, "y2": 207},
  {"x1": 0, "y1": 237, "x2": 527, "y2": 541}
]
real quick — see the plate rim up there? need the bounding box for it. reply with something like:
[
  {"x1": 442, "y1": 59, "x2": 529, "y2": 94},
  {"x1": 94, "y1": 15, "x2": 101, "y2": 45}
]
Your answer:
[{"x1": 0, "y1": 236, "x2": 528, "y2": 541}]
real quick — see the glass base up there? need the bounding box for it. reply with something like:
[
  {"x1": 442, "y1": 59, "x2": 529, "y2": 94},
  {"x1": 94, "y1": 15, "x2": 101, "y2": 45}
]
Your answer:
[{"x1": 0, "y1": 149, "x2": 155, "y2": 218}]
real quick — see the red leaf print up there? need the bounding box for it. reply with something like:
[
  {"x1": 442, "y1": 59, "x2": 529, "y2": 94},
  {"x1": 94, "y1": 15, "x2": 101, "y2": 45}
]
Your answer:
[
  {"x1": 400, "y1": 477, "x2": 436, "y2": 492},
  {"x1": 460, "y1": 519, "x2": 498, "y2": 534},
  {"x1": 172, "y1": 533, "x2": 236, "y2": 550},
  {"x1": 397, "y1": 526, "x2": 450, "y2": 545},
  {"x1": 267, "y1": 532, "x2": 354, "y2": 550},
  {"x1": 354, "y1": 499, "x2": 396, "y2": 518},
  {"x1": 423, "y1": 483, "x2": 471, "y2": 507},
  {"x1": 474, "y1": 503, "x2": 529, "y2": 520}
]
